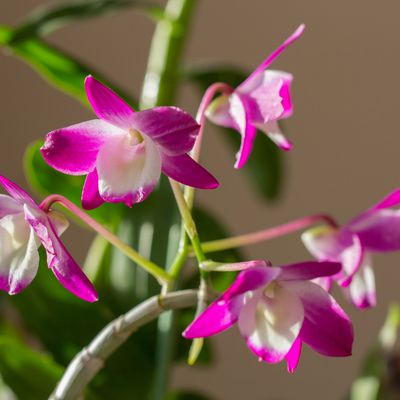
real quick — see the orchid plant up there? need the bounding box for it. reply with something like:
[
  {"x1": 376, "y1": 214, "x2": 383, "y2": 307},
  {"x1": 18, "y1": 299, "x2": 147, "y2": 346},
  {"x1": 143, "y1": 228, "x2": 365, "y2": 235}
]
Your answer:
[{"x1": 0, "y1": 1, "x2": 399, "y2": 400}]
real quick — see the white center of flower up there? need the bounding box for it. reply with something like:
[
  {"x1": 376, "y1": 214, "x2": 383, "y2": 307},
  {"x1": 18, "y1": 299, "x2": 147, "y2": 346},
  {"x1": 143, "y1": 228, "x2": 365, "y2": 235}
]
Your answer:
[
  {"x1": 263, "y1": 281, "x2": 278, "y2": 299},
  {"x1": 128, "y1": 129, "x2": 144, "y2": 145}
]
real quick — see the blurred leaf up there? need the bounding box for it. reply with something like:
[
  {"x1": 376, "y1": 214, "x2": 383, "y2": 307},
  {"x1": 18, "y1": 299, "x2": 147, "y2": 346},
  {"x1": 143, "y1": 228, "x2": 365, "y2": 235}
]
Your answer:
[
  {"x1": 0, "y1": 336, "x2": 63, "y2": 400},
  {"x1": 184, "y1": 65, "x2": 284, "y2": 201},
  {"x1": 167, "y1": 391, "x2": 215, "y2": 400},
  {"x1": 10, "y1": 0, "x2": 159, "y2": 42},
  {"x1": 349, "y1": 304, "x2": 400, "y2": 400},
  {"x1": 24, "y1": 140, "x2": 125, "y2": 226},
  {"x1": 0, "y1": 25, "x2": 136, "y2": 107}
]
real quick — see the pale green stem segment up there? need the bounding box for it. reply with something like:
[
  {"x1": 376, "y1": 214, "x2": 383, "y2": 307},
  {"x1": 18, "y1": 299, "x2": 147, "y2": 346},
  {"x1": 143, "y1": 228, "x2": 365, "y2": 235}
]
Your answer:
[
  {"x1": 40, "y1": 194, "x2": 172, "y2": 285},
  {"x1": 140, "y1": 0, "x2": 196, "y2": 109},
  {"x1": 198, "y1": 214, "x2": 338, "y2": 254}
]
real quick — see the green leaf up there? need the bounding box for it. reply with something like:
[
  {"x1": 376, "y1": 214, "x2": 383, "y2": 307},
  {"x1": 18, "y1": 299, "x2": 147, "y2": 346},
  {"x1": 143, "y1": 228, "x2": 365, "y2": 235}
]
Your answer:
[
  {"x1": 184, "y1": 65, "x2": 284, "y2": 201},
  {"x1": 10, "y1": 0, "x2": 158, "y2": 42},
  {"x1": 167, "y1": 391, "x2": 215, "y2": 400},
  {"x1": 0, "y1": 25, "x2": 137, "y2": 107},
  {"x1": 24, "y1": 140, "x2": 125, "y2": 226},
  {"x1": 0, "y1": 336, "x2": 63, "y2": 400}
]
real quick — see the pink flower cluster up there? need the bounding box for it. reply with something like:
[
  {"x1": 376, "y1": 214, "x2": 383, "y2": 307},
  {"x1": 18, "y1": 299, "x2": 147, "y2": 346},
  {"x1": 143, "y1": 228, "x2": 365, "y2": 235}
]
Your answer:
[{"x1": 2, "y1": 23, "x2": 399, "y2": 373}]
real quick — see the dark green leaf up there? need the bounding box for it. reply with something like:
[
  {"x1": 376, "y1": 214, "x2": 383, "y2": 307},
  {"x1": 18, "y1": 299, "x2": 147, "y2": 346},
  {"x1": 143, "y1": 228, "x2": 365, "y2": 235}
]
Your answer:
[
  {"x1": 0, "y1": 335, "x2": 63, "y2": 400},
  {"x1": 24, "y1": 140, "x2": 125, "y2": 226},
  {"x1": 0, "y1": 25, "x2": 137, "y2": 107},
  {"x1": 184, "y1": 65, "x2": 284, "y2": 201},
  {"x1": 10, "y1": 0, "x2": 159, "y2": 42},
  {"x1": 167, "y1": 391, "x2": 215, "y2": 400}
]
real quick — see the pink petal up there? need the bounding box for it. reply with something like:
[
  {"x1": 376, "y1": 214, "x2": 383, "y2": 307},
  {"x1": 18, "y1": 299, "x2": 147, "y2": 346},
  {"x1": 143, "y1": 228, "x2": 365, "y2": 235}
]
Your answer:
[
  {"x1": 230, "y1": 94, "x2": 258, "y2": 169},
  {"x1": 183, "y1": 294, "x2": 245, "y2": 339},
  {"x1": 97, "y1": 134, "x2": 161, "y2": 207},
  {"x1": 349, "y1": 210, "x2": 400, "y2": 252},
  {"x1": 131, "y1": 107, "x2": 200, "y2": 156},
  {"x1": 205, "y1": 95, "x2": 237, "y2": 130},
  {"x1": 222, "y1": 265, "x2": 280, "y2": 302},
  {"x1": 0, "y1": 194, "x2": 23, "y2": 218},
  {"x1": 238, "y1": 24, "x2": 305, "y2": 92},
  {"x1": 370, "y1": 188, "x2": 400, "y2": 211},
  {"x1": 240, "y1": 71, "x2": 289, "y2": 123},
  {"x1": 0, "y1": 176, "x2": 36, "y2": 207},
  {"x1": 285, "y1": 281, "x2": 353, "y2": 357},
  {"x1": 256, "y1": 120, "x2": 293, "y2": 151},
  {"x1": 312, "y1": 276, "x2": 333, "y2": 292},
  {"x1": 238, "y1": 286, "x2": 304, "y2": 364},
  {"x1": 81, "y1": 169, "x2": 104, "y2": 210},
  {"x1": 161, "y1": 153, "x2": 219, "y2": 189},
  {"x1": 85, "y1": 76, "x2": 135, "y2": 129},
  {"x1": 285, "y1": 337, "x2": 302, "y2": 373},
  {"x1": 278, "y1": 261, "x2": 341, "y2": 282},
  {"x1": 278, "y1": 72, "x2": 294, "y2": 119},
  {"x1": 344, "y1": 254, "x2": 376, "y2": 309},
  {"x1": 24, "y1": 206, "x2": 98, "y2": 302},
  {"x1": 41, "y1": 120, "x2": 123, "y2": 175},
  {"x1": 206, "y1": 259, "x2": 270, "y2": 272}
]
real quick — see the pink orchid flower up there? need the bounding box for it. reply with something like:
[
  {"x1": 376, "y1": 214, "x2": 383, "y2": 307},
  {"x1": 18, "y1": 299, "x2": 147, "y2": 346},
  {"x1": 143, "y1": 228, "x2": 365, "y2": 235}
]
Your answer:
[
  {"x1": 302, "y1": 189, "x2": 400, "y2": 309},
  {"x1": 205, "y1": 24, "x2": 305, "y2": 168},
  {"x1": 41, "y1": 76, "x2": 219, "y2": 209},
  {"x1": 0, "y1": 176, "x2": 97, "y2": 302},
  {"x1": 183, "y1": 260, "x2": 353, "y2": 372}
]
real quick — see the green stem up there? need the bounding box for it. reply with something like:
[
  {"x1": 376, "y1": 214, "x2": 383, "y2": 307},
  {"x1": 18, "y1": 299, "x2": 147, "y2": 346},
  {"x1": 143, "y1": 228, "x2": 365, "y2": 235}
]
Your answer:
[
  {"x1": 138, "y1": 1, "x2": 197, "y2": 399},
  {"x1": 140, "y1": 0, "x2": 196, "y2": 108},
  {"x1": 40, "y1": 194, "x2": 171, "y2": 285}
]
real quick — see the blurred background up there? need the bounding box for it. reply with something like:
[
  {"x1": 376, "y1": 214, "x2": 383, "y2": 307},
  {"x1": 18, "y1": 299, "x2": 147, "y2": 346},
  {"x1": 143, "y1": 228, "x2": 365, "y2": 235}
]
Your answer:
[{"x1": 2, "y1": 0, "x2": 400, "y2": 399}]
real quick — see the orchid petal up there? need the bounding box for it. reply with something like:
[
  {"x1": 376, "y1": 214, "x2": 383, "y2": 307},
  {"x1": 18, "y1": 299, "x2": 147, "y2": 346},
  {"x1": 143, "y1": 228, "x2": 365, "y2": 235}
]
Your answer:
[
  {"x1": 0, "y1": 176, "x2": 36, "y2": 207},
  {"x1": 349, "y1": 210, "x2": 400, "y2": 252},
  {"x1": 230, "y1": 94, "x2": 257, "y2": 169},
  {"x1": 256, "y1": 120, "x2": 293, "y2": 151},
  {"x1": 0, "y1": 213, "x2": 39, "y2": 294},
  {"x1": 286, "y1": 281, "x2": 353, "y2": 356},
  {"x1": 81, "y1": 169, "x2": 104, "y2": 210},
  {"x1": 241, "y1": 71, "x2": 289, "y2": 123},
  {"x1": 369, "y1": 188, "x2": 400, "y2": 211},
  {"x1": 285, "y1": 337, "x2": 302, "y2": 373},
  {"x1": 207, "y1": 259, "x2": 270, "y2": 272},
  {"x1": 131, "y1": 107, "x2": 200, "y2": 156},
  {"x1": 97, "y1": 134, "x2": 161, "y2": 207},
  {"x1": 312, "y1": 276, "x2": 333, "y2": 292},
  {"x1": 238, "y1": 286, "x2": 304, "y2": 363},
  {"x1": 278, "y1": 261, "x2": 341, "y2": 281},
  {"x1": 238, "y1": 24, "x2": 305, "y2": 92},
  {"x1": 0, "y1": 195, "x2": 23, "y2": 218},
  {"x1": 161, "y1": 153, "x2": 219, "y2": 189},
  {"x1": 344, "y1": 254, "x2": 376, "y2": 309},
  {"x1": 85, "y1": 76, "x2": 135, "y2": 129},
  {"x1": 24, "y1": 206, "x2": 97, "y2": 302},
  {"x1": 222, "y1": 265, "x2": 280, "y2": 302},
  {"x1": 183, "y1": 294, "x2": 245, "y2": 339},
  {"x1": 41, "y1": 120, "x2": 123, "y2": 175},
  {"x1": 47, "y1": 210, "x2": 69, "y2": 237},
  {"x1": 205, "y1": 95, "x2": 237, "y2": 129}
]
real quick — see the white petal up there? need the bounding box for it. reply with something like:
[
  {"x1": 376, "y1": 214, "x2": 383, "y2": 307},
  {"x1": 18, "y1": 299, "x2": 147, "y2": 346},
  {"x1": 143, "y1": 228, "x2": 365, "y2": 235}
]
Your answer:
[
  {"x1": 97, "y1": 133, "x2": 161, "y2": 205},
  {"x1": 238, "y1": 284, "x2": 304, "y2": 363}
]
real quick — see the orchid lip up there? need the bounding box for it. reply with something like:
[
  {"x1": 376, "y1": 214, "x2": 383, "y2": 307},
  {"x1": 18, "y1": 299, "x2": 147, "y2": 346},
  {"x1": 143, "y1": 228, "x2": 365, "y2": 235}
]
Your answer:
[{"x1": 129, "y1": 129, "x2": 144, "y2": 144}]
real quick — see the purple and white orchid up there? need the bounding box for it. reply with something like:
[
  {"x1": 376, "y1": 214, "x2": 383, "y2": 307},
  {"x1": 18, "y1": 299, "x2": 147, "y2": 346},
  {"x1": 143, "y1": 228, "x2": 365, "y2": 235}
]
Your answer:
[
  {"x1": 302, "y1": 189, "x2": 400, "y2": 309},
  {"x1": 0, "y1": 176, "x2": 97, "y2": 302},
  {"x1": 41, "y1": 76, "x2": 219, "y2": 210},
  {"x1": 205, "y1": 24, "x2": 305, "y2": 168},
  {"x1": 183, "y1": 260, "x2": 353, "y2": 372}
]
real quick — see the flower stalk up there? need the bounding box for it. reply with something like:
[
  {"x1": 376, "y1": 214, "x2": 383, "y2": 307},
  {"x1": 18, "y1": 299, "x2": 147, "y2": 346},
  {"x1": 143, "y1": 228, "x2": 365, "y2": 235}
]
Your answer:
[
  {"x1": 40, "y1": 194, "x2": 172, "y2": 285},
  {"x1": 198, "y1": 213, "x2": 338, "y2": 254}
]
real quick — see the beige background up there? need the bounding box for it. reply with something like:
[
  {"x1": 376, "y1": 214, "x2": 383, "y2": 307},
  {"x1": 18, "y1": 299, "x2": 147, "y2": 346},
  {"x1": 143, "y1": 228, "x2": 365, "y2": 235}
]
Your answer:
[{"x1": 2, "y1": 1, "x2": 400, "y2": 399}]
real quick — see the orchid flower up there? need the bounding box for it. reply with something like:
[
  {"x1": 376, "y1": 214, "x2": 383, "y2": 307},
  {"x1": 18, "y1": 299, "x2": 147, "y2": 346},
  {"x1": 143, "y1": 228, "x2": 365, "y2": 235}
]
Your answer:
[
  {"x1": 41, "y1": 76, "x2": 219, "y2": 210},
  {"x1": 183, "y1": 260, "x2": 353, "y2": 372},
  {"x1": 205, "y1": 24, "x2": 305, "y2": 168},
  {"x1": 0, "y1": 176, "x2": 97, "y2": 302},
  {"x1": 302, "y1": 188, "x2": 400, "y2": 309}
]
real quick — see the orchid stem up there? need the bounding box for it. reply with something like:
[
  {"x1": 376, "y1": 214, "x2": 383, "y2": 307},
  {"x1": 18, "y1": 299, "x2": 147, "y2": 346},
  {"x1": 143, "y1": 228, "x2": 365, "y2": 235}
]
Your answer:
[
  {"x1": 198, "y1": 214, "x2": 338, "y2": 254},
  {"x1": 168, "y1": 179, "x2": 207, "y2": 264},
  {"x1": 49, "y1": 290, "x2": 201, "y2": 400},
  {"x1": 40, "y1": 194, "x2": 171, "y2": 285}
]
